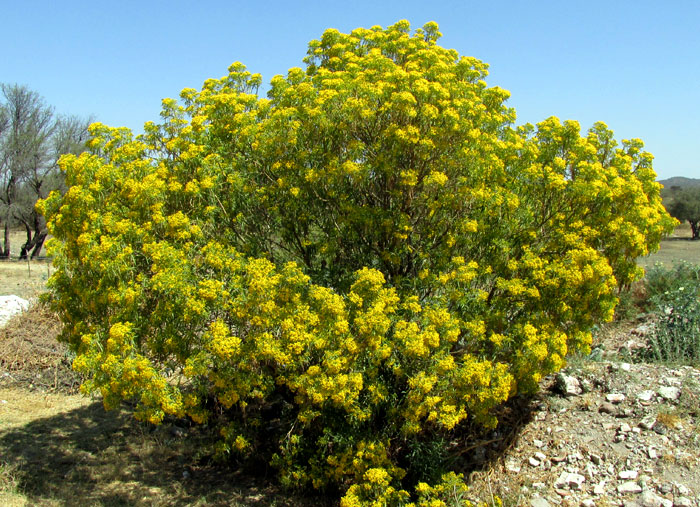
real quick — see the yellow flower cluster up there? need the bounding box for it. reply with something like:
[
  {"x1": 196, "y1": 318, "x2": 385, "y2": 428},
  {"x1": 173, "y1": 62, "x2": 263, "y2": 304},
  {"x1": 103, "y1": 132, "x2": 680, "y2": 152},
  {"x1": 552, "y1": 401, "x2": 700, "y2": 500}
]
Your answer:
[{"x1": 39, "y1": 19, "x2": 676, "y2": 505}]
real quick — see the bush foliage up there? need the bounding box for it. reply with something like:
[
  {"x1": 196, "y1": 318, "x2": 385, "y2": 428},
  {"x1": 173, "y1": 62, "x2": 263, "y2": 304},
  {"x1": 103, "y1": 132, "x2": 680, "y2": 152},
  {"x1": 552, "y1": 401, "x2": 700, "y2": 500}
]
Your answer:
[
  {"x1": 39, "y1": 21, "x2": 675, "y2": 504},
  {"x1": 644, "y1": 262, "x2": 700, "y2": 364}
]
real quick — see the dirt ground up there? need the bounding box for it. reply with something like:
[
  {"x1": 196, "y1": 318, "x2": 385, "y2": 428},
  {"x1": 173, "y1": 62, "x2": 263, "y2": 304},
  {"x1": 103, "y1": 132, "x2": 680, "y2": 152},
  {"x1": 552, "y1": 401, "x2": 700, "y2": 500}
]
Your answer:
[
  {"x1": 0, "y1": 261, "x2": 52, "y2": 300},
  {"x1": 0, "y1": 229, "x2": 53, "y2": 300}
]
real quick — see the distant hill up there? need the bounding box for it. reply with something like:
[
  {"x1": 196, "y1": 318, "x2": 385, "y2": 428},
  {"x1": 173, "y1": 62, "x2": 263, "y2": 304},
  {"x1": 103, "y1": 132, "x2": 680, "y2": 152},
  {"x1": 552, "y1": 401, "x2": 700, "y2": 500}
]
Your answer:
[{"x1": 658, "y1": 176, "x2": 700, "y2": 189}]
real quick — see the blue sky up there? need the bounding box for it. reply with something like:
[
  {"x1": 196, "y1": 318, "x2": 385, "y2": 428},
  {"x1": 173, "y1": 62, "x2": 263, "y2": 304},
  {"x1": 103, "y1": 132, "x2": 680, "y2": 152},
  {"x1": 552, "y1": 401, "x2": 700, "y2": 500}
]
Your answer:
[{"x1": 3, "y1": 0, "x2": 698, "y2": 180}]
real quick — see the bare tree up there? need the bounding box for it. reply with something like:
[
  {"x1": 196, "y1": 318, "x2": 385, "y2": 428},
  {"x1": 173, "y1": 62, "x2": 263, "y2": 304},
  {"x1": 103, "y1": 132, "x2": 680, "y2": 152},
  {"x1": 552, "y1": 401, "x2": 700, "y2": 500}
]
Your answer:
[{"x1": 0, "y1": 84, "x2": 91, "y2": 259}]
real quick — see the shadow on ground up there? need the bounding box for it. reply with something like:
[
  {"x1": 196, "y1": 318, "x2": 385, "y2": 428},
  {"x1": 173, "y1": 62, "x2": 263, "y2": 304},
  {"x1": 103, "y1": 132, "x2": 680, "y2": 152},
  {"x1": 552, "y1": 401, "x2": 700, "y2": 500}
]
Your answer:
[
  {"x1": 0, "y1": 390, "x2": 543, "y2": 506},
  {"x1": 0, "y1": 399, "x2": 319, "y2": 506}
]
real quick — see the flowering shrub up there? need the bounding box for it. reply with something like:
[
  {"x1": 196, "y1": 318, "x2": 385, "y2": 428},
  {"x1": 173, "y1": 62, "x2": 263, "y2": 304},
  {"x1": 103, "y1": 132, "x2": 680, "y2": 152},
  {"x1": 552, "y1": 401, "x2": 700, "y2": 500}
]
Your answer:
[{"x1": 39, "y1": 21, "x2": 675, "y2": 504}]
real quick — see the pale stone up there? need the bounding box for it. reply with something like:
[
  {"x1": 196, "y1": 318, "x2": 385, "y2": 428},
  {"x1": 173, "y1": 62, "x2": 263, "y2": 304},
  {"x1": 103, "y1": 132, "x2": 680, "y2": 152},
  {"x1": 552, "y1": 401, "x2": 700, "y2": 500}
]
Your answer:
[
  {"x1": 619, "y1": 470, "x2": 639, "y2": 480},
  {"x1": 618, "y1": 482, "x2": 643, "y2": 494},
  {"x1": 640, "y1": 415, "x2": 657, "y2": 430},
  {"x1": 638, "y1": 490, "x2": 673, "y2": 507},
  {"x1": 530, "y1": 498, "x2": 551, "y2": 507},
  {"x1": 657, "y1": 386, "x2": 681, "y2": 401},
  {"x1": 0, "y1": 295, "x2": 30, "y2": 327},
  {"x1": 506, "y1": 459, "x2": 521, "y2": 473},
  {"x1": 607, "y1": 393, "x2": 626, "y2": 404},
  {"x1": 637, "y1": 390, "x2": 656, "y2": 402},
  {"x1": 555, "y1": 472, "x2": 586, "y2": 490},
  {"x1": 672, "y1": 497, "x2": 693, "y2": 507},
  {"x1": 593, "y1": 481, "x2": 607, "y2": 495},
  {"x1": 674, "y1": 484, "x2": 691, "y2": 496},
  {"x1": 556, "y1": 373, "x2": 583, "y2": 396}
]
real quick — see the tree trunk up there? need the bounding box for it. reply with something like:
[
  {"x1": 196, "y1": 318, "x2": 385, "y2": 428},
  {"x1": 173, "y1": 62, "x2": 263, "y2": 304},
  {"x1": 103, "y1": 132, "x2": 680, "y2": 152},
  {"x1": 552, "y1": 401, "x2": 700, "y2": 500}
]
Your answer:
[
  {"x1": 691, "y1": 220, "x2": 699, "y2": 240},
  {"x1": 1, "y1": 222, "x2": 9, "y2": 259},
  {"x1": 19, "y1": 222, "x2": 34, "y2": 260},
  {"x1": 30, "y1": 231, "x2": 47, "y2": 259}
]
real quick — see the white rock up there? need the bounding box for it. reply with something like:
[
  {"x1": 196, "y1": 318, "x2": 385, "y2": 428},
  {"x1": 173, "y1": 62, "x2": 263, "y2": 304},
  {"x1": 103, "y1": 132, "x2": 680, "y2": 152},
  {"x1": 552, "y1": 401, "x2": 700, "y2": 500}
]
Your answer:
[
  {"x1": 581, "y1": 499, "x2": 596, "y2": 507},
  {"x1": 619, "y1": 470, "x2": 639, "y2": 480},
  {"x1": 637, "y1": 390, "x2": 656, "y2": 402},
  {"x1": 640, "y1": 415, "x2": 657, "y2": 430},
  {"x1": 530, "y1": 498, "x2": 551, "y2": 507},
  {"x1": 648, "y1": 447, "x2": 658, "y2": 459},
  {"x1": 657, "y1": 386, "x2": 681, "y2": 401},
  {"x1": 529, "y1": 457, "x2": 541, "y2": 467},
  {"x1": 0, "y1": 295, "x2": 30, "y2": 327},
  {"x1": 618, "y1": 481, "x2": 643, "y2": 494},
  {"x1": 621, "y1": 362, "x2": 632, "y2": 371},
  {"x1": 642, "y1": 491, "x2": 673, "y2": 507},
  {"x1": 672, "y1": 497, "x2": 693, "y2": 507},
  {"x1": 556, "y1": 373, "x2": 583, "y2": 396},
  {"x1": 607, "y1": 393, "x2": 626, "y2": 404},
  {"x1": 535, "y1": 452, "x2": 547, "y2": 461},
  {"x1": 593, "y1": 480, "x2": 607, "y2": 495},
  {"x1": 555, "y1": 471, "x2": 586, "y2": 490},
  {"x1": 506, "y1": 459, "x2": 521, "y2": 473},
  {"x1": 674, "y1": 484, "x2": 691, "y2": 496},
  {"x1": 619, "y1": 423, "x2": 633, "y2": 433},
  {"x1": 584, "y1": 462, "x2": 598, "y2": 479}
]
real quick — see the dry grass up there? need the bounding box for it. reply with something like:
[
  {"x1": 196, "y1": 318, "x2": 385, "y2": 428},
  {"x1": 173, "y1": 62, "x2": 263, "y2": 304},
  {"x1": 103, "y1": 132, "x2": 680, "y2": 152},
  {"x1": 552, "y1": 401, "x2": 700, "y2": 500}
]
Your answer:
[
  {"x1": 0, "y1": 389, "x2": 315, "y2": 506},
  {"x1": 0, "y1": 261, "x2": 52, "y2": 300},
  {"x1": 0, "y1": 228, "x2": 53, "y2": 300},
  {"x1": 0, "y1": 304, "x2": 80, "y2": 394},
  {"x1": 638, "y1": 223, "x2": 700, "y2": 270},
  {"x1": 655, "y1": 409, "x2": 683, "y2": 430}
]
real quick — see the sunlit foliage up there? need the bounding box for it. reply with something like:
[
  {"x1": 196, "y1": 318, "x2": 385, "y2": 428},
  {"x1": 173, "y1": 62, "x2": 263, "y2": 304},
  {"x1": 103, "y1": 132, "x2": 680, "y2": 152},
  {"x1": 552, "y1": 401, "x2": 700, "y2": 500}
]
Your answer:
[{"x1": 39, "y1": 20, "x2": 675, "y2": 503}]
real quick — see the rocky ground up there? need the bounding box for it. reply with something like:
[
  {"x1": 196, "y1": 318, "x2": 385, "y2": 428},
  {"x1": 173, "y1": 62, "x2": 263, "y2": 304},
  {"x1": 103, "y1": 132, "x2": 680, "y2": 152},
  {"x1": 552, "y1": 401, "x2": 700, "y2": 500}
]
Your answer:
[{"x1": 465, "y1": 322, "x2": 700, "y2": 507}]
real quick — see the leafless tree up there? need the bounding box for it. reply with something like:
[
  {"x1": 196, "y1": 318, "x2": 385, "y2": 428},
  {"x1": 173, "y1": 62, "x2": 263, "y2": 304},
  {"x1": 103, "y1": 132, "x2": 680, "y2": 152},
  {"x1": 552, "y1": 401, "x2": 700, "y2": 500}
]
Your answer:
[{"x1": 0, "y1": 84, "x2": 92, "y2": 259}]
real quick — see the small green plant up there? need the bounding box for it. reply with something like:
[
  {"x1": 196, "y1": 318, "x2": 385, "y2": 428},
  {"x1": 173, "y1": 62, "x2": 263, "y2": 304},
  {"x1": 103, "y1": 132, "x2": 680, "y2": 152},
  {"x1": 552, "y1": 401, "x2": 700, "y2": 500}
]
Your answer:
[
  {"x1": 679, "y1": 375, "x2": 700, "y2": 416},
  {"x1": 643, "y1": 262, "x2": 700, "y2": 364},
  {"x1": 613, "y1": 282, "x2": 648, "y2": 320}
]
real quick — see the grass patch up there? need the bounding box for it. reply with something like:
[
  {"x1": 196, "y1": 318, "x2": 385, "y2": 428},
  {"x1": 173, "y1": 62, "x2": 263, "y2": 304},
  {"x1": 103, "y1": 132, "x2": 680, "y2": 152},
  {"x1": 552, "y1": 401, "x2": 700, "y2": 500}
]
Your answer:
[
  {"x1": 0, "y1": 389, "x2": 321, "y2": 506},
  {"x1": 638, "y1": 223, "x2": 700, "y2": 270},
  {"x1": 0, "y1": 261, "x2": 52, "y2": 300},
  {"x1": 0, "y1": 228, "x2": 52, "y2": 300},
  {"x1": 656, "y1": 409, "x2": 682, "y2": 430},
  {"x1": 641, "y1": 262, "x2": 700, "y2": 365}
]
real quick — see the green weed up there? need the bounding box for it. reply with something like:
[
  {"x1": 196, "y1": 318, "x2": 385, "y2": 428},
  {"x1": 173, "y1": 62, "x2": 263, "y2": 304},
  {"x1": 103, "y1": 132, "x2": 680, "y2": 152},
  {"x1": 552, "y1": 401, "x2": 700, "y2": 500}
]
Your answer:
[{"x1": 643, "y1": 262, "x2": 700, "y2": 364}]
